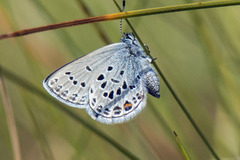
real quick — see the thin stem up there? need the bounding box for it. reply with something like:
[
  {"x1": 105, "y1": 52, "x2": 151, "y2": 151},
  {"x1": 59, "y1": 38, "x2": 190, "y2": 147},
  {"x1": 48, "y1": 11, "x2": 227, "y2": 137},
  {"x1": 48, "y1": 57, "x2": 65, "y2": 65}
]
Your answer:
[
  {"x1": 1, "y1": 0, "x2": 240, "y2": 40},
  {"x1": 173, "y1": 131, "x2": 191, "y2": 160},
  {"x1": 114, "y1": 1, "x2": 221, "y2": 159},
  {"x1": 152, "y1": 60, "x2": 220, "y2": 160},
  {"x1": 0, "y1": 69, "x2": 22, "y2": 160}
]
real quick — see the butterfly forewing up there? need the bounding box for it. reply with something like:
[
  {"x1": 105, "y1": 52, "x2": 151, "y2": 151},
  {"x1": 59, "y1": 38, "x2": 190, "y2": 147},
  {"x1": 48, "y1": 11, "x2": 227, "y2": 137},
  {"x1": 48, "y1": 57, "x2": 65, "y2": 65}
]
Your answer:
[{"x1": 43, "y1": 42, "x2": 126, "y2": 108}]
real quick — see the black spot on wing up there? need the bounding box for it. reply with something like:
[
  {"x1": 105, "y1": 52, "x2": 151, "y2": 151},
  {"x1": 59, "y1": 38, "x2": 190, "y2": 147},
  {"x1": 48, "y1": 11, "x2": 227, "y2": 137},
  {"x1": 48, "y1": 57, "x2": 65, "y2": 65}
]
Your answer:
[
  {"x1": 108, "y1": 91, "x2": 114, "y2": 99},
  {"x1": 97, "y1": 74, "x2": 105, "y2": 81},
  {"x1": 73, "y1": 80, "x2": 78, "y2": 85},
  {"x1": 120, "y1": 70, "x2": 124, "y2": 76},
  {"x1": 116, "y1": 88, "x2": 121, "y2": 95},
  {"x1": 86, "y1": 66, "x2": 92, "y2": 71},
  {"x1": 103, "y1": 92, "x2": 108, "y2": 97},
  {"x1": 107, "y1": 66, "x2": 113, "y2": 71},
  {"x1": 111, "y1": 78, "x2": 120, "y2": 83},
  {"x1": 81, "y1": 82, "x2": 86, "y2": 87},
  {"x1": 65, "y1": 72, "x2": 71, "y2": 75},
  {"x1": 122, "y1": 81, "x2": 127, "y2": 89},
  {"x1": 101, "y1": 81, "x2": 107, "y2": 89}
]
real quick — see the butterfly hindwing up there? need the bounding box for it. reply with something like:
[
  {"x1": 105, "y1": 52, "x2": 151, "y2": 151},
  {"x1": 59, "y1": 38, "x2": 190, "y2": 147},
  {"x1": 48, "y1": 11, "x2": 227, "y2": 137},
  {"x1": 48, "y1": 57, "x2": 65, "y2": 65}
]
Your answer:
[{"x1": 86, "y1": 51, "x2": 147, "y2": 124}]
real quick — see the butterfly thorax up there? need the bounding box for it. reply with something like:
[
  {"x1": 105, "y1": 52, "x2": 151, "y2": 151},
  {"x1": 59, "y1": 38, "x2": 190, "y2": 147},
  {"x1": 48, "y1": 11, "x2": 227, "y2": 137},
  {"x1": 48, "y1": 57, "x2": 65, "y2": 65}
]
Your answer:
[{"x1": 121, "y1": 33, "x2": 150, "y2": 60}]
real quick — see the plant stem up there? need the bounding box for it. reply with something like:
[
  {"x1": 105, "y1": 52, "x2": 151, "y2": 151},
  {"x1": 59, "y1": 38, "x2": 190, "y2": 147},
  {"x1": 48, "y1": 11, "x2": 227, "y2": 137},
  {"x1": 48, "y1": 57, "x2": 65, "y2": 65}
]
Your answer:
[{"x1": 1, "y1": 0, "x2": 240, "y2": 40}]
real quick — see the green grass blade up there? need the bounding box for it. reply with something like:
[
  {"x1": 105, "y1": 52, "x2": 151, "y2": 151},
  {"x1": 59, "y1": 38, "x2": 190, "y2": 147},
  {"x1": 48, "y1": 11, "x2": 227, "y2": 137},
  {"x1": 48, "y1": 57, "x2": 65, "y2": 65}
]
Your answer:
[
  {"x1": 173, "y1": 131, "x2": 191, "y2": 160},
  {"x1": 2, "y1": 0, "x2": 240, "y2": 39},
  {"x1": 114, "y1": 0, "x2": 220, "y2": 159},
  {"x1": 0, "y1": 70, "x2": 22, "y2": 160}
]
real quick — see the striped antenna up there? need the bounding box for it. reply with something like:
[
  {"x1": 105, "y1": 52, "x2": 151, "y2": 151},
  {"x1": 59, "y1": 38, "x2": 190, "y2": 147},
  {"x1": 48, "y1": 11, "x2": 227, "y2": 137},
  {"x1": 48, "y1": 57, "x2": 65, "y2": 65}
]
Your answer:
[{"x1": 120, "y1": 0, "x2": 126, "y2": 38}]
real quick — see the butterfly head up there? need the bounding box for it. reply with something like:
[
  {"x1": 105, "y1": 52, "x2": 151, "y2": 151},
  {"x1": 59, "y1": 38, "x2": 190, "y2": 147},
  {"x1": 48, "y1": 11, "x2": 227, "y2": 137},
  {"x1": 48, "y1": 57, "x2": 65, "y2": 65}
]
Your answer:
[
  {"x1": 121, "y1": 33, "x2": 139, "y2": 46},
  {"x1": 121, "y1": 33, "x2": 150, "y2": 58}
]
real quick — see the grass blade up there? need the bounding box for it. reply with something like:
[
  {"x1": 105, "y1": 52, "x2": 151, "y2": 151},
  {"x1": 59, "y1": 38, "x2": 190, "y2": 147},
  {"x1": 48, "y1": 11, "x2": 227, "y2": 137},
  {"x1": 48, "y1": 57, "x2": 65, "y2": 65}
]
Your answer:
[
  {"x1": 113, "y1": 0, "x2": 220, "y2": 159},
  {"x1": 173, "y1": 131, "x2": 191, "y2": 160},
  {"x1": 0, "y1": 69, "x2": 22, "y2": 160},
  {"x1": 1, "y1": 0, "x2": 240, "y2": 40}
]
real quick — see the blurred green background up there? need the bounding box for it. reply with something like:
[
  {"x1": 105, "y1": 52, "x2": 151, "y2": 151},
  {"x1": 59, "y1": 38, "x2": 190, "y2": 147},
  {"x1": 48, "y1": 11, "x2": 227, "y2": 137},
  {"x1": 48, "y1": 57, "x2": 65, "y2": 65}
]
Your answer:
[{"x1": 0, "y1": 0, "x2": 240, "y2": 159}]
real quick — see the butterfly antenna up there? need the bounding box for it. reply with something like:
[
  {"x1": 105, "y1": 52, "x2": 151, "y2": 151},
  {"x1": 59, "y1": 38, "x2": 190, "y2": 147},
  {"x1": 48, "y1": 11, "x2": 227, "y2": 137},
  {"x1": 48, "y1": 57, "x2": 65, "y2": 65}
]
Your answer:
[
  {"x1": 120, "y1": 0, "x2": 126, "y2": 38},
  {"x1": 122, "y1": 0, "x2": 126, "y2": 11}
]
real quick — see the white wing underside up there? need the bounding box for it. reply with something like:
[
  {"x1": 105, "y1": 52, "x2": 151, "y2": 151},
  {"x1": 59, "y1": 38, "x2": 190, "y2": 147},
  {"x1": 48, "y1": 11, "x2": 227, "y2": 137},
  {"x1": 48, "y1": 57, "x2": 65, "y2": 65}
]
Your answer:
[{"x1": 43, "y1": 42, "x2": 147, "y2": 124}]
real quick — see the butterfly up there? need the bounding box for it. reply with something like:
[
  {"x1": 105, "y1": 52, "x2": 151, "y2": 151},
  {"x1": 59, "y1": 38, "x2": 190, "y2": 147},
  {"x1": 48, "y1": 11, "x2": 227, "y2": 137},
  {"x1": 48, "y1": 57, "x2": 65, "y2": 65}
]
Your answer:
[{"x1": 43, "y1": 33, "x2": 160, "y2": 124}]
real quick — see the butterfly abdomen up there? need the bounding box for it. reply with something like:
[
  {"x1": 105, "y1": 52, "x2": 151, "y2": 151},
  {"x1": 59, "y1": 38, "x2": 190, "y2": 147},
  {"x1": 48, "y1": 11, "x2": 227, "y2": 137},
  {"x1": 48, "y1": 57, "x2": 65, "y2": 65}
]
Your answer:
[{"x1": 142, "y1": 69, "x2": 160, "y2": 98}]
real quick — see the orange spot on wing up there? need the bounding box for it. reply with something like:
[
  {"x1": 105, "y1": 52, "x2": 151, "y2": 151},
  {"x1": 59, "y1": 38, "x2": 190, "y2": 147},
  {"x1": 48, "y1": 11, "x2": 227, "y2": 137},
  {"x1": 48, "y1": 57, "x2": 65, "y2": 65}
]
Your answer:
[
  {"x1": 124, "y1": 101, "x2": 133, "y2": 111},
  {"x1": 124, "y1": 102, "x2": 132, "y2": 108}
]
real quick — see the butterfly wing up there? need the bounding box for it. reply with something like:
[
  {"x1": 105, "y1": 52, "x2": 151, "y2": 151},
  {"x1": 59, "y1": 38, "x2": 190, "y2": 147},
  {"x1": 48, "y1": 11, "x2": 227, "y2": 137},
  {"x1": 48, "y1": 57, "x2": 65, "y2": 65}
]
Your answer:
[
  {"x1": 43, "y1": 34, "x2": 159, "y2": 124},
  {"x1": 85, "y1": 52, "x2": 148, "y2": 124},
  {"x1": 43, "y1": 42, "x2": 127, "y2": 109}
]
